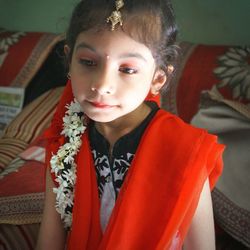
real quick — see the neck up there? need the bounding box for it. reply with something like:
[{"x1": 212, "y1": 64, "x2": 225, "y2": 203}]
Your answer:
[{"x1": 95, "y1": 103, "x2": 151, "y2": 147}]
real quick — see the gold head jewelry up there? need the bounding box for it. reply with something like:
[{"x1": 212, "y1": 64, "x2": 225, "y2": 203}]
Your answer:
[{"x1": 106, "y1": 0, "x2": 124, "y2": 31}]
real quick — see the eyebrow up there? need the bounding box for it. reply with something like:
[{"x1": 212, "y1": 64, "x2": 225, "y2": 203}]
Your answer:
[
  {"x1": 119, "y1": 53, "x2": 147, "y2": 62},
  {"x1": 75, "y1": 42, "x2": 147, "y2": 62},
  {"x1": 75, "y1": 42, "x2": 96, "y2": 52}
]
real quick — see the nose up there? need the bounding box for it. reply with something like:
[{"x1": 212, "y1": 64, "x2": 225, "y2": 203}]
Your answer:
[{"x1": 91, "y1": 68, "x2": 116, "y2": 95}]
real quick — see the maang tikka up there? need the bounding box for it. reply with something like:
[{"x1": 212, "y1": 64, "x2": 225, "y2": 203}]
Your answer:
[{"x1": 106, "y1": 0, "x2": 124, "y2": 31}]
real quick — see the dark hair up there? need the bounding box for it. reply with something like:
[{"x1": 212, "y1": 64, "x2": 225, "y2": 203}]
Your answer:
[{"x1": 66, "y1": 0, "x2": 179, "y2": 89}]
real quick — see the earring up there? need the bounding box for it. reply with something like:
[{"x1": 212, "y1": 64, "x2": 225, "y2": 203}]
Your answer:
[
  {"x1": 152, "y1": 88, "x2": 161, "y2": 97},
  {"x1": 67, "y1": 73, "x2": 71, "y2": 79}
]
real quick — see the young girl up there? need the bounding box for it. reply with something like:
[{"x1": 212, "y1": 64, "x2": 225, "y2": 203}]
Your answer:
[{"x1": 37, "y1": 0, "x2": 224, "y2": 249}]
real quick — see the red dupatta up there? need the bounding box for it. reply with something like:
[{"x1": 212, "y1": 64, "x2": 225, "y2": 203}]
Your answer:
[{"x1": 45, "y1": 81, "x2": 224, "y2": 249}]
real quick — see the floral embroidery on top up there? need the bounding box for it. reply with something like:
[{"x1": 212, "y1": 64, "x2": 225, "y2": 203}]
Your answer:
[
  {"x1": 214, "y1": 46, "x2": 250, "y2": 100},
  {"x1": 50, "y1": 99, "x2": 87, "y2": 228},
  {"x1": 92, "y1": 149, "x2": 134, "y2": 198}
]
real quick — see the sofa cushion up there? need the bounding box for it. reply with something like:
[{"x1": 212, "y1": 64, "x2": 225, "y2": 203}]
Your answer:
[
  {"x1": 191, "y1": 88, "x2": 250, "y2": 248},
  {"x1": 161, "y1": 42, "x2": 250, "y2": 122},
  {"x1": 0, "y1": 159, "x2": 45, "y2": 224},
  {"x1": 0, "y1": 87, "x2": 64, "y2": 225},
  {"x1": 0, "y1": 87, "x2": 64, "y2": 171},
  {"x1": 0, "y1": 223, "x2": 40, "y2": 249},
  {"x1": 0, "y1": 28, "x2": 63, "y2": 88}
]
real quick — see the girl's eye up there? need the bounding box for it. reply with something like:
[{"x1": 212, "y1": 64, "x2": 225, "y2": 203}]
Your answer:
[
  {"x1": 79, "y1": 59, "x2": 97, "y2": 66},
  {"x1": 119, "y1": 67, "x2": 138, "y2": 74}
]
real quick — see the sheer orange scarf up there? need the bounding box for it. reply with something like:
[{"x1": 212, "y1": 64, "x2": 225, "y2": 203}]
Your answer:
[{"x1": 45, "y1": 81, "x2": 224, "y2": 249}]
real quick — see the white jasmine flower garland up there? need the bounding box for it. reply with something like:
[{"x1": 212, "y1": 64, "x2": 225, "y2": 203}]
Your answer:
[{"x1": 50, "y1": 98, "x2": 87, "y2": 228}]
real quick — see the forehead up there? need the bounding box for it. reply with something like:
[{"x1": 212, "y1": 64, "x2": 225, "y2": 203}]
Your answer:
[
  {"x1": 74, "y1": 29, "x2": 155, "y2": 61},
  {"x1": 75, "y1": 29, "x2": 146, "y2": 48}
]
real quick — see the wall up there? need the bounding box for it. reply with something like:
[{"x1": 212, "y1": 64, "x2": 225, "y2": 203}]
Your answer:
[
  {"x1": 0, "y1": 0, "x2": 76, "y2": 34},
  {"x1": 0, "y1": 0, "x2": 250, "y2": 45},
  {"x1": 172, "y1": 0, "x2": 250, "y2": 45}
]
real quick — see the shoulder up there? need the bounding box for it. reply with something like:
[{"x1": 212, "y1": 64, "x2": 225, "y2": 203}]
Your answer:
[
  {"x1": 150, "y1": 109, "x2": 224, "y2": 189},
  {"x1": 149, "y1": 109, "x2": 224, "y2": 160},
  {"x1": 152, "y1": 108, "x2": 211, "y2": 139}
]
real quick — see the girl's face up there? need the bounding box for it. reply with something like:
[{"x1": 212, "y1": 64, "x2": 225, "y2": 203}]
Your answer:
[{"x1": 67, "y1": 29, "x2": 165, "y2": 123}]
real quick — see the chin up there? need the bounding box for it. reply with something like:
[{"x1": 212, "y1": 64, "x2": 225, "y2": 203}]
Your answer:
[{"x1": 86, "y1": 113, "x2": 118, "y2": 123}]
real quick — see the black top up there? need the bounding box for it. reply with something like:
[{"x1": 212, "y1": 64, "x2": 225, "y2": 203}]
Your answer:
[{"x1": 89, "y1": 101, "x2": 159, "y2": 199}]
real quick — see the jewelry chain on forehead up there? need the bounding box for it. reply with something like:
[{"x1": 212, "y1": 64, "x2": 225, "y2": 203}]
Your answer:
[{"x1": 106, "y1": 0, "x2": 124, "y2": 31}]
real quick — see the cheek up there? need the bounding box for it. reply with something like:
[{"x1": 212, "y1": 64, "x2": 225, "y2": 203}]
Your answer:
[
  {"x1": 135, "y1": 77, "x2": 153, "y2": 95},
  {"x1": 119, "y1": 83, "x2": 151, "y2": 105},
  {"x1": 70, "y1": 77, "x2": 88, "y2": 100}
]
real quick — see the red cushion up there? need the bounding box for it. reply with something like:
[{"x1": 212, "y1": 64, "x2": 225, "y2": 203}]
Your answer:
[
  {"x1": 0, "y1": 160, "x2": 45, "y2": 197},
  {"x1": 161, "y1": 42, "x2": 250, "y2": 122},
  {"x1": 0, "y1": 29, "x2": 62, "y2": 87}
]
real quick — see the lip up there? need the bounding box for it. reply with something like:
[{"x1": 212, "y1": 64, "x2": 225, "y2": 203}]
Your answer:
[{"x1": 87, "y1": 101, "x2": 116, "y2": 109}]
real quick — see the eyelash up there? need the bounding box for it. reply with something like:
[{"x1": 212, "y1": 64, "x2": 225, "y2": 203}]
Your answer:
[
  {"x1": 79, "y1": 59, "x2": 96, "y2": 67},
  {"x1": 119, "y1": 67, "x2": 138, "y2": 75}
]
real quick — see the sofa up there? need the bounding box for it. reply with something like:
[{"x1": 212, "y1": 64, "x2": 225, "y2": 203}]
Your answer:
[{"x1": 0, "y1": 28, "x2": 249, "y2": 249}]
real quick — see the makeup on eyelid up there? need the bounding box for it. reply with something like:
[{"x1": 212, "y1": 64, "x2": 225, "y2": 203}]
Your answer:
[
  {"x1": 76, "y1": 55, "x2": 142, "y2": 71},
  {"x1": 75, "y1": 47, "x2": 147, "y2": 68}
]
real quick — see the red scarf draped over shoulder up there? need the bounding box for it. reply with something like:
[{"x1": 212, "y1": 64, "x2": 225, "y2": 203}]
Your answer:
[{"x1": 45, "y1": 81, "x2": 224, "y2": 250}]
